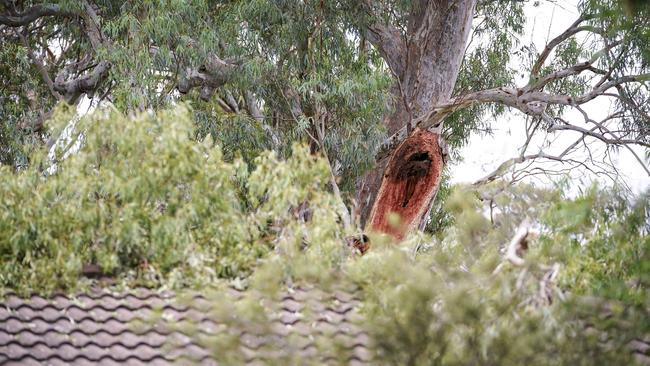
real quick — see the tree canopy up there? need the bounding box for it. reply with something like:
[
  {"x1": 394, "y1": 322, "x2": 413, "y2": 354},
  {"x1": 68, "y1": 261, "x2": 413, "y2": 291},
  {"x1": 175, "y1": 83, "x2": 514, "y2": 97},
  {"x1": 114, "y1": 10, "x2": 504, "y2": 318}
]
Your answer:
[{"x1": 2, "y1": 1, "x2": 648, "y2": 189}]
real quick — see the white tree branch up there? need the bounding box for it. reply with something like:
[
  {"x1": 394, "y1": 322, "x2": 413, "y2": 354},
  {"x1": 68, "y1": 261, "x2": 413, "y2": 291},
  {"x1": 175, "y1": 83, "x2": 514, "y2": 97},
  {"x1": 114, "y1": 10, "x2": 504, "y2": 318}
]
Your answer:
[{"x1": 530, "y1": 14, "x2": 595, "y2": 77}]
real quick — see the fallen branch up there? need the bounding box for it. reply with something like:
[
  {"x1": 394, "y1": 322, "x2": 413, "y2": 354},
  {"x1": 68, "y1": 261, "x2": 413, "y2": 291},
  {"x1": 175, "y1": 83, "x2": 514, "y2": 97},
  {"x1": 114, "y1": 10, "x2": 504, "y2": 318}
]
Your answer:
[
  {"x1": 505, "y1": 220, "x2": 530, "y2": 267},
  {"x1": 539, "y1": 262, "x2": 561, "y2": 305},
  {"x1": 492, "y1": 219, "x2": 532, "y2": 274}
]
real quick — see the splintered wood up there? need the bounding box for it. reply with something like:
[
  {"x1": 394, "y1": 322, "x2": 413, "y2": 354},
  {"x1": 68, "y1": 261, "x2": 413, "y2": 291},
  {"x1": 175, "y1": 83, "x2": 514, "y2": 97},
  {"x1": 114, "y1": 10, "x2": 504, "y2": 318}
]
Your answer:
[{"x1": 367, "y1": 128, "x2": 444, "y2": 241}]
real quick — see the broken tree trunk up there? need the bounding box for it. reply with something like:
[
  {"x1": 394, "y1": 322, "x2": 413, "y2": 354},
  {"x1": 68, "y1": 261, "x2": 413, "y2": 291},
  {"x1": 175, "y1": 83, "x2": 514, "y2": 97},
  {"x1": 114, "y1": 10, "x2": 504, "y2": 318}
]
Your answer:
[
  {"x1": 356, "y1": 0, "x2": 476, "y2": 241},
  {"x1": 366, "y1": 128, "x2": 444, "y2": 240}
]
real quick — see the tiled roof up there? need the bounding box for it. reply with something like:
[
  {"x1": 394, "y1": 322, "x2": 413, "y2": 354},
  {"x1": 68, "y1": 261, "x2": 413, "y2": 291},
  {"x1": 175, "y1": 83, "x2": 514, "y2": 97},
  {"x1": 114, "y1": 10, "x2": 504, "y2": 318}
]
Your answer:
[
  {"x1": 3, "y1": 286, "x2": 649, "y2": 365},
  {"x1": 0, "y1": 286, "x2": 374, "y2": 365}
]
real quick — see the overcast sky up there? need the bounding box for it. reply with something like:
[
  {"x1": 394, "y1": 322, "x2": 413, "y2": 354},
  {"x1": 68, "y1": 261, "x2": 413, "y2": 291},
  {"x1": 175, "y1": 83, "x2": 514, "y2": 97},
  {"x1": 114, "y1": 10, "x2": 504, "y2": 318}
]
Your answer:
[{"x1": 451, "y1": 1, "x2": 650, "y2": 195}]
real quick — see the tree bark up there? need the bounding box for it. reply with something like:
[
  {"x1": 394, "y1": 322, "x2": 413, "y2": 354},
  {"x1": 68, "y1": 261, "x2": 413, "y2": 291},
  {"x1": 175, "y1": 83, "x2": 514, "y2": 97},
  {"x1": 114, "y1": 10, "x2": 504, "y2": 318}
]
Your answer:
[{"x1": 357, "y1": 0, "x2": 476, "y2": 238}]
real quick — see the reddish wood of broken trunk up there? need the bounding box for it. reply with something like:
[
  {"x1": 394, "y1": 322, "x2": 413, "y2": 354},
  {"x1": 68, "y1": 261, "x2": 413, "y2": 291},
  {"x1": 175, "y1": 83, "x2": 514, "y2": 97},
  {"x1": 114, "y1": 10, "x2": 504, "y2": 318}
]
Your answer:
[{"x1": 366, "y1": 128, "x2": 443, "y2": 241}]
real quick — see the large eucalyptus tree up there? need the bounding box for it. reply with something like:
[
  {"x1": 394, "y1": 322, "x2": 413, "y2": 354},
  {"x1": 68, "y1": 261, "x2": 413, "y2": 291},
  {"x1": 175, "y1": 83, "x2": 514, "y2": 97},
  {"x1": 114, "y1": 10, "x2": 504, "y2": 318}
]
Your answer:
[{"x1": 1, "y1": 0, "x2": 648, "y2": 238}]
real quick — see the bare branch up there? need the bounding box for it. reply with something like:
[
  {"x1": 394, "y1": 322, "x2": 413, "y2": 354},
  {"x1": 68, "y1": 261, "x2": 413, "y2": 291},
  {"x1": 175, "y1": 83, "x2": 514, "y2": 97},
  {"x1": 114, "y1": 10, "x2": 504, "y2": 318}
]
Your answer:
[
  {"x1": 505, "y1": 220, "x2": 529, "y2": 267},
  {"x1": 244, "y1": 91, "x2": 264, "y2": 123},
  {"x1": 473, "y1": 153, "x2": 563, "y2": 186},
  {"x1": 177, "y1": 55, "x2": 241, "y2": 95},
  {"x1": 244, "y1": 90, "x2": 281, "y2": 149},
  {"x1": 548, "y1": 123, "x2": 650, "y2": 149},
  {"x1": 471, "y1": 101, "x2": 647, "y2": 187},
  {"x1": 530, "y1": 14, "x2": 593, "y2": 77},
  {"x1": 493, "y1": 219, "x2": 531, "y2": 274},
  {"x1": 525, "y1": 61, "x2": 604, "y2": 92}
]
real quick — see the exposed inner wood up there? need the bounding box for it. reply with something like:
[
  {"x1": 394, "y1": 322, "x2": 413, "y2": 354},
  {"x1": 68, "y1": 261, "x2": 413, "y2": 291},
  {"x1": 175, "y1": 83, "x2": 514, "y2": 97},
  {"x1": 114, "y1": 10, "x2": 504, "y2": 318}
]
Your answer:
[
  {"x1": 366, "y1": 128, "x2": 443, "y2": 241},
  {"x1": 397, "y1": 151, "x2": 432, "y2": 208}
]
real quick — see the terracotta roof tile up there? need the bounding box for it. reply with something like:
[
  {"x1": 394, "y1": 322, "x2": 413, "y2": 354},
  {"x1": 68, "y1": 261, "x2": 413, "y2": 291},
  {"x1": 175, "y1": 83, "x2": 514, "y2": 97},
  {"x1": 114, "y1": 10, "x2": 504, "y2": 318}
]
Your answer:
[{"x1": 0, "y1": 286, "x2": 375, "y2": 365}]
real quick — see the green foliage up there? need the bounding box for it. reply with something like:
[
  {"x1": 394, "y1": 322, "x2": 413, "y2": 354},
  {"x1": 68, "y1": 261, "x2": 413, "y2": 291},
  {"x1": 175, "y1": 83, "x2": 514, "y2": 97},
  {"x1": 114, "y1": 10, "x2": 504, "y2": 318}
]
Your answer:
[
  {"x1": 544, "y1": 186, "x2": 650, "y2": 306},
  {"x1": 0, "y1": 106, "x2": 647, "y2": 363},
  {"x1": 0, "y1": 41, "x2": 48, "y2": 168},
  {"x1": 345, "y1": 183, "x2": 648, "y2": 365},
  {"x1": 424, "y1": 170, "x2": 454, "y2": 235},
  {"x1": 2, "y1": 0, "x2": 393, "y2": 195},
  {"x1": 91, "y1": 0, "x2": 393, "y2": 190},
  {"x1": 581, "y1": 0, "x2": 650, "y2": 66},
  {"x1": 0, "y1": 105, "x2": 346, "y2": 294},
  {"x1": 180, "y1": 180, "x2": 649, "y2": 365},
  {"x1": 193, "y1": 105, "x2": 269, "y2": 165}
]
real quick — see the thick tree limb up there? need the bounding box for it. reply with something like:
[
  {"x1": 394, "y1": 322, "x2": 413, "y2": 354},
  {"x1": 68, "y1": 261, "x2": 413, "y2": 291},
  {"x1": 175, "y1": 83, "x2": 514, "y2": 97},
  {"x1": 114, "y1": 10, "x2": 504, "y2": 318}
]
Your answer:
[
  {"x1": 361, "y1": 0, "x2": 407, "y2": 77},
  {"x1": 244, "y1": 91, "x2": 280, "y2": 149},
  {"x1": 376, "y1": 71, "x2": 650, "y2": 161},
  {"x1": 52, "y1": 1, "x2": 110, "y2": 104},
  {"x1": 177, "y1": 55, "x2": 241, "y2": 94},
  {"x1": 0, "y1": 4, "x2": 72, "y2": 27},
  {"x1": 505, "y1": 220, "x2": 530, "y2": 267},
  {"x1": 53, "y1": 61, "x2": 110, "y2": 103},
  {"x1": 460, "y1": 73, "x2": 648, "y2": 115},
  {"x1": 365, "y1": 22, "x2": 406, "y2": 76},
  {"x1": 492, "y1": 219, "x2": 532, "y2": 274}
]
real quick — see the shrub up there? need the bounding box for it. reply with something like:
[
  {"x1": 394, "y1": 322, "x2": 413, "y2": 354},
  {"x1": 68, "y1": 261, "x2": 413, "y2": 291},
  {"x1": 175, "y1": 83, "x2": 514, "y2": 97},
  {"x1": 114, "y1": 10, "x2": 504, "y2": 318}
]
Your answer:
[{"x1": 0, "y1": 105, "x2": 346, "y2": 294}]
